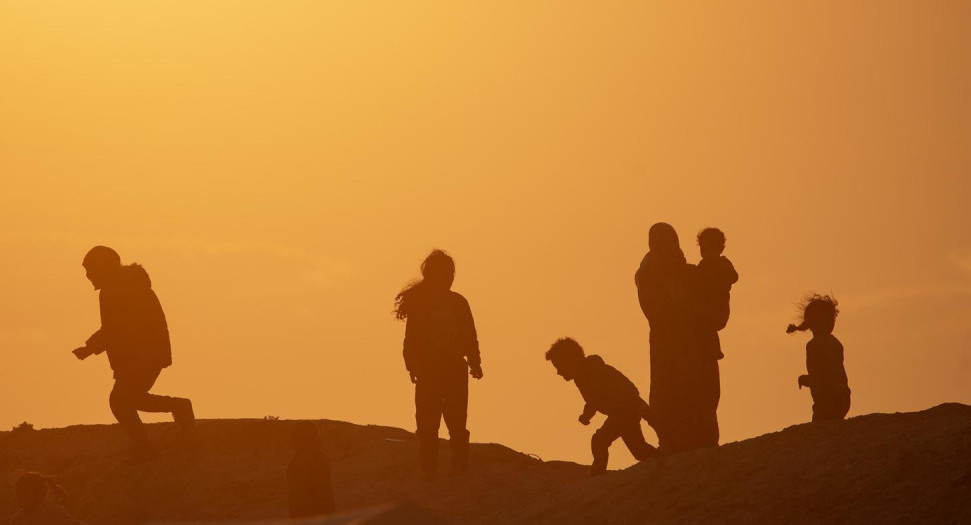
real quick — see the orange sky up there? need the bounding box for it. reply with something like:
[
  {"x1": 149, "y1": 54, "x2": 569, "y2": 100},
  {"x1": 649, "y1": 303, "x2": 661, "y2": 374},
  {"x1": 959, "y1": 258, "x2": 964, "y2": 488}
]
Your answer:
[{"x1": 2, "y1": 2, "x2": 969, "y2": 467}]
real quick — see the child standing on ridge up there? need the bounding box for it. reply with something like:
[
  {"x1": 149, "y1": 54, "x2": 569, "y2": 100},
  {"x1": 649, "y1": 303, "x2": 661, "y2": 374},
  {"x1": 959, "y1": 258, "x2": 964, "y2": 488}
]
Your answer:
[
  {"x1": 394, "y1": 250, "x2": 483, "y2": 478},
  {"x1": 546, "y1": 338, "x2": 656, "y2": 475},
  {"x1": 287, "y1": 421, "x2": 335, "y2": 518},
  {"x1": 787, "y1": 294, "x2": 851, "y2": 421},
  {"x1": 10, "y1": 472, "x2": 80, "y2": 525}
]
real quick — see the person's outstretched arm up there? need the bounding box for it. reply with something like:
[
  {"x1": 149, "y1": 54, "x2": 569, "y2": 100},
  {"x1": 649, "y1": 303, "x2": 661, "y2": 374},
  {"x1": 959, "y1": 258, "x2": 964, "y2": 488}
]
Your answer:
[{"x1": 73, "y1": 329, "x2": 106, "y2": 360}]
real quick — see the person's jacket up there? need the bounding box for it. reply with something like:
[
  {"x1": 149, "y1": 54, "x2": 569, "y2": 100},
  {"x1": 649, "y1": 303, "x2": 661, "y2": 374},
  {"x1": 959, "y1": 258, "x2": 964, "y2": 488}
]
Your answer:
[
  {"x1": 86, "y1": 264, "x2": 171, "y2": 375},
  {"x1": 697, "y1": 255, "x2": 739, "y2": 332},
  {"x1": 635, "y1": 251, "x2": 693, "y2": 334},
  {"x1": 805, "y1": 334, "x2": 851, "y2": 403},
  {"x1": 402, "y1": 290, "x2": 480, "y2": 376},
  {"x1": 574, "y1": 355, "x2": 642, "y2": 417}
]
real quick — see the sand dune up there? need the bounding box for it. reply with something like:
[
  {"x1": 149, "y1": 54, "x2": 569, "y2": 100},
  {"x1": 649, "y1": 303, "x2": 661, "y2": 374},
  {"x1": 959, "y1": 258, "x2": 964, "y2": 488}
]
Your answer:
[{"x1": 3, "y1": 404, "x2": 970, "y2": 524}]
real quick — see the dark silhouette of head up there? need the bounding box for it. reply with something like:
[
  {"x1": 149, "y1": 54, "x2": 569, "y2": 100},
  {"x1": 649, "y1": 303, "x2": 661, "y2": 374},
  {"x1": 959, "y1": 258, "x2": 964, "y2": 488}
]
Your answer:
[
  {"x1": 82, "y1": 246, "x2": 122, "y2": 290},
  {"x1": 788, "y1": 294, "x2": 839, "y2": 335},
  {"x1": 546, "y1": 337, "x2": 586, "y2": 381},
  {"x1": 648, "y1": 223, "x2": 686, "y2": 266},
  {"x1": 393, "y1": 249, "x2": 455, "y2": 320},
  {"x1": 420, "y1": 250, "x2": 455, "y2": 291},
  {"x1": 15, "y1": 472, "x2": 65, "y2": 511},
  {"x1": 291, "y1": 421, "x2": 321, "y2": 450},
  {"x1": 697, "y1": 228, "x2": 726, "y2": 259}
]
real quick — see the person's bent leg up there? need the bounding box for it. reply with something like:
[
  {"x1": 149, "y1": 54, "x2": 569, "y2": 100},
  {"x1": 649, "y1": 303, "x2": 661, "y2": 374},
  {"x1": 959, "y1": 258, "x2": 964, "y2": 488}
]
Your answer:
[
  {"x1": 127, "y1": 368, "x2": 195, "y2": 440},
  {"x1": 109, "y1": 375, "x2": 160, "y2": 462},
  {"x1": 442, "y1": 371, "x2": 470, "y2": 473},
  {"x1": 415, "y1": 377, "x2": 444, "y2": 476},
  {"x1": 110, "y1": 379, "x2": 149, "y2": 444},
  {"x1": 619, "y1": 417, "x2": 657, "y2": 461},
  {"x1": 590, "y1": 418, "x2": 622, "y2": 476}
]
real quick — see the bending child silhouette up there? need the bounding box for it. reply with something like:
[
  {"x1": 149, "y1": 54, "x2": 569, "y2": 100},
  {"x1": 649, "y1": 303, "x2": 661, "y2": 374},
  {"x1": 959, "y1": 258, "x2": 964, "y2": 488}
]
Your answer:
[
  {"x1": 787, "y1": 294, "x2": 851, "y2": 421},
  {"x1": 287, "y1": 421, "x2": 335, "y2": 518},
  {"x1": 10, "y1": 472, "x2": 80, "y2": 525},
  {"x1": 72, "y1": 246, "x2": 194, "y2": 463},
  {"x1": 394, "y1": 250, "x2": 483, "y2": 478},
  {"x1": 546, "y1": 338, "x2": 656, "y2": 475}
]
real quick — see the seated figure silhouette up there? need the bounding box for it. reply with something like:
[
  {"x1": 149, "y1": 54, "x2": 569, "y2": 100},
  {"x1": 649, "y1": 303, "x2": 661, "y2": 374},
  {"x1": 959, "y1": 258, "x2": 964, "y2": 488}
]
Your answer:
[
  {"x1": 696, "y1": 227, "x2": 738, "y2": 359},
  {"x1": 787, "y1": 294, "x2": 851, "y2": 421},
  {"x1": 394, "y1": 250, "x2": 483, "y2": 478},
  {"x1": 72, "y1": 246, "x2": 194, "y2": 463},
  {"x1": 287, "y1": 421, "x2": 335, "y2": 518},
  {"x1": 10, "y1": 472, "x2": 80, "y2": 525},
  {"x1": 546, "y1": 338, "x2": 656, "y2": 475}
]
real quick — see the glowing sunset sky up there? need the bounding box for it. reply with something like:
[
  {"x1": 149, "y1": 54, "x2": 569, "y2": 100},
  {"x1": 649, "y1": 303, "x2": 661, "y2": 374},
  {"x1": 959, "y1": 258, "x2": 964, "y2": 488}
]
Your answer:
[{"x1": 2, "y1": 2, "x2": 969, "y2": 466}]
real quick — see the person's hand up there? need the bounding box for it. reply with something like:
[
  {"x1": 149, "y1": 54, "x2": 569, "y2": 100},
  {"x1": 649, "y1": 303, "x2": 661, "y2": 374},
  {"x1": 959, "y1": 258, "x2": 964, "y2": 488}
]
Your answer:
[
  {"x1": 469, "y1": 364, "x2": 483, "y2": 380},
  {"x1": 72, "y1": 346, "x2": 92, "y2": 360},
  {"x1": 786, "y1": 324, "x2": 799, "y2": 334},
  {"x1": 797, "y1": 374, "x2": 810, "y2": 389},
  {"x1": 578, "y1": 414, "x2": 592, "y2": 426},
  {"x1": 409, "y1": 372, "x2": 418, "y2": 384}
]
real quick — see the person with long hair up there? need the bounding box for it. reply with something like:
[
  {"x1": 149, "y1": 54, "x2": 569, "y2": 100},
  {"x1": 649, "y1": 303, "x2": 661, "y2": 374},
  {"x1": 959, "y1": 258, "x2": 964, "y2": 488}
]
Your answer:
[{"x1": 394, "y1": 250, "x2": 483, "y2": 478}]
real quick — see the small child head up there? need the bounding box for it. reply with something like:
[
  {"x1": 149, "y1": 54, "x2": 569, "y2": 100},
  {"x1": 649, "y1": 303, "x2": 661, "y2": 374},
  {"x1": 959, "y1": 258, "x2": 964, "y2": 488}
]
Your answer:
[
  {"x1": 290, "y1": 421, "x2": 321, "y2": 450},
  {"x1": 789, "y1": 294, "x2": 839, "y2": 334},
  {"x1": 15, "y1": 473, "x2": 49, "y2": 511},
  {"x1": 697, "y1": 228, "x2": 726, "y2": 259},
  {"x1": 545, "y1": 338, "x2": 586, "y2": 381}
]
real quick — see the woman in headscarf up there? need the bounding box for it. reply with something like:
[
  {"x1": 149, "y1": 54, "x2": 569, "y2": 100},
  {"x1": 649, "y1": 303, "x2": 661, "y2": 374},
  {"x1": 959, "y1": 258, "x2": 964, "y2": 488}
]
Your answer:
[{"x1": 635, "y1": 223, "x2": 720, "y2": 452}]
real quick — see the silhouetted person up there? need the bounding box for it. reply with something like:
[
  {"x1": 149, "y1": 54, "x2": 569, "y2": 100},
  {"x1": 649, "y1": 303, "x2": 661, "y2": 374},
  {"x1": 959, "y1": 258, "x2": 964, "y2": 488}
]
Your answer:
[
  {"x1": 72, "y1": 246, "x2": 194, "y2": 463},
  {"x1": 787, "y1": 294, "x2": 851, "y2": 421},
  {"x1": 546, "y1": 338, "x2": 656, "y2": 475},
  {"x1": 287, "y1": 422, "x2": 335, "y2": 518},
  {"x1": 696, "y1": 227, "x2": 738, "y2": 359},
  {"x1": 394, "y1": 250, "x2": 483, "y2": 478},
  {"x1": 635, "y1": 223, "x2": 721, "y2": 453},
  {"x1": 10, "y1": 472, "x2": 80, "y2": 525}
]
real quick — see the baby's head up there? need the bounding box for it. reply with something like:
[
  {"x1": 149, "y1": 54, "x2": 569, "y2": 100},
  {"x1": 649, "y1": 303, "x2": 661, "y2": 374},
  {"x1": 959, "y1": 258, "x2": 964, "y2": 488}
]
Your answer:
[
  {"x1": 697, "y1": 228, "x2": 726, "y2": 260},
  {"x1": 545, "y1": 338, "x2": 586, "y2": 381},
  {"x1": 788, "y1": 294, "x2": 839, "y2": 335},
  {"x1": 290, "y1": 421, "x2": 321, "y2": 451}
]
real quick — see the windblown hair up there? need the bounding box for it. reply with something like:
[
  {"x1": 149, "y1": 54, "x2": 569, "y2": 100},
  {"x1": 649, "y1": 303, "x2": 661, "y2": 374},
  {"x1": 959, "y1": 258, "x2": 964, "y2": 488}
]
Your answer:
[
  {"x1": 697, "y1": 227, "x2": 726, "y2": 248},
  {"x1": 15, "y1": 472, "x2": 66, "y2": 511},
  {"x1": 545, "y1": 337, "x2": 585, "y2": 363},
  {"x1": 393, "y1": 249, "x2": 455, "y2": 321},
  {"x1": 788, "y1": 293, "x2": 839, "y2": 334}
]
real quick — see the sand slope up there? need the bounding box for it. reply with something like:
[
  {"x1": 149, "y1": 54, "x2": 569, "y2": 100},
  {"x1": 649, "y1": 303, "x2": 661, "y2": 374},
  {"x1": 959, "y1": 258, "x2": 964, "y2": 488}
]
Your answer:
[{"x1": 2, "y1": 404, "x2": 970, "y2": 524}]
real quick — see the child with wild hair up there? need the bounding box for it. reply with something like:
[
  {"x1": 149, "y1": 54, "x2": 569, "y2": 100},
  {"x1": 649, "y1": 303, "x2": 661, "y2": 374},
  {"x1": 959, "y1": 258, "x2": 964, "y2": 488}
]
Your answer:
[{"x1": 787, "y1": 294, "x2": 851, "y2": 421}]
